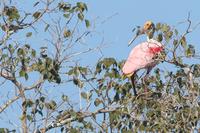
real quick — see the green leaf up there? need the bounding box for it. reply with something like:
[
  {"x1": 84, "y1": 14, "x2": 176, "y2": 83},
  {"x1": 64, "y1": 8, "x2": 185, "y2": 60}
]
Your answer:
[
  {"x1": 94, "y1": 98, "x2": 101, "y2": 107},
  {"x1": 44, "y1": 24, "x2": 49, "y2": 32},
  {"x1": 24, "y1": 44, "x2": 30, "y2": 49},
  {"x1": 8, "y1": 44, "x2": 15, "y2": 54},
  {"x1": 95, "y1": 62, "x2": 102, "y2": 74},
  {"x1": 81, "y1": 92, "x2": 87, "y2": 99},
  {"x1": 185, "y1": 44, "x2": 195, "y2": 57},
  {"x1": 26, "y1": 32, "x2": 32, "y2": 37},
  {"x1": 54, "y1": 76, "x2": 61, "y2": 84},
  {"x1": 69, "y1": 110, "x2": 77, "y2": 117},
  {"x1": 156, "y1": 23, "x2": 161, "y2": 30},
  {"x1": 27, "y1": 115, "x2": 33, "y2": 121},
  {"x1": 45, "y1": 100, "x2": 57, "y2": 110},
  {"x1": 167, "y1": 31, "x2": 173, "y2": 39},
  {"x1": 77, "y1": 2, "x2": 88, "y2": 12},
  {"x1": 177, "y1": 57, "x2": 183, "y2": 65},
  {"x1": 33, "y1": 1, "x2": 40, "y2": 7},
  {"x1": 5, "y1": 6, "x2": 20, "y2": 21},
  {"x1": 1, "y1": 54, "x2": 8, "y2": 59},
  {"x1": 114, "y1": 92, "x2": 120, "y2": 101},
  {"x1": 67, "y1": 69, "x2": 74, "y2": 75},
  {"x1": 85, "y1": 19, "x2": 90, "y2": 28},
  {"x1": 102, "y1": 58, "x2": 117, "y2": 68},
  {"x1": 180, "y1": 36, "x2": 187, "y2": 49},
  {"x1": 50, "y1": 100, "x2": 57, "y2": 110},
  {"x1": 88, "y1": 92, "x2": 92, "y2": 100},
  {"x1": 25, "y1": 73, "x2": 29, "y2": 80},
  {"x1": 39, "y1": 102, "x2": 44, "y2": 110},
  {"x1": 161, "y1": 24, "x2": 170, "y2": 32},
  {"x1": 174, "y1": 29, "x2": 178, "y2": 35},
  {"x1": 63, "y1": 29, "x2": 71, "y2": 38},
  {"x1": 58, "y1": 2, "x2": 71, "y2": 11},
  {"x1": 73, "y1": 78, "x2": 83, "y2": 88},
  {"x1": 0, "y1": 128, "x2": 9, "y2": 133},
  {"x1": 78, "y1": 13, "x2": 84, "y2": 21},
  {"x1": 173, "y1": 39, "x2": 178, "y2": 46},
  {"x1": 62, "y1": 94, "x2": 68, "y2": 101},
  {"x1": 33, "y1": 11, "x2": 41, "y2": 19},
  {"x1": 17, "y1": 48, "x2": 25, "y2": 56},
  {"x1": 157, "y1": 33, "x2": 163, "y2": 42},
  {"x1": 78, "y1": 66, "x2": 88, "y2": 75},
  {"x1": 40, "y1": 97, "x2": 45, "y2": 102},
  {"x1": 23, "y1": 99, "x2": 34, "y2": 108},
  {"x1": 45, "y1": 57, "x2": 53, "y2": 67},
  {"x1": 31, "y1": 49, "x2": 36, "y2": 57},
  {"x1": 69, "y1": 128, "x2": 79, "y2": 133},
  {"x1": 63, "y1": 13, "x2": 70, "y2": 18},
  {"x1": 19, "y1": 70, "x2": 26, "y2": 77}
]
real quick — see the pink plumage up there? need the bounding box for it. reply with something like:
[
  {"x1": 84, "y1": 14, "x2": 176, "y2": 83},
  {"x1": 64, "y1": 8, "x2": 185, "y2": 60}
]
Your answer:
[{"x1": 122, "y1": 40, "x2": 163, "y2": 75}]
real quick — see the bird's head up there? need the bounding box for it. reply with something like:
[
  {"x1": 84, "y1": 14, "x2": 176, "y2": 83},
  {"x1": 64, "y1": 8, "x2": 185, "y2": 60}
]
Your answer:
[
  {"x1": 143, "y1": 21, "x2": 155, "y2": 41},
  {"x1": 143, "y1": 21, "x2": 155, "y2": 31},
  {"x1": 128, "y1": 20, "x2": 155, "y2": 46}
]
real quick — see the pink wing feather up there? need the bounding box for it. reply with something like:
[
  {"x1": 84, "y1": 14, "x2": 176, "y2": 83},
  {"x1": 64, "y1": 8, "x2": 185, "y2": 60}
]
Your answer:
[{"x1": 122, "y1": 40, "x2": 163, "y2": 75}]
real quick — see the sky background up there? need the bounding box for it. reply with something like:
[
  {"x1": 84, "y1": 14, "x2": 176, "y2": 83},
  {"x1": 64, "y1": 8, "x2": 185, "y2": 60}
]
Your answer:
[
  {"x1": 1, "y1": 0, "x2": 200, "y2": 131},
  {"x1": 85, "y1": 0, "x2": 200, "y2": 60}
]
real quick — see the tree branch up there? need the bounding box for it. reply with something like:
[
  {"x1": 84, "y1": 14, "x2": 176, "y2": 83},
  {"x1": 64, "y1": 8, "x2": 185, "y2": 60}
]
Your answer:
[
  {"x1": 42, "y1": 106, "x2": 120, "y2": 132},
  {"x1": 0, "y1": 95, "x2": 20, "y2": 113}
]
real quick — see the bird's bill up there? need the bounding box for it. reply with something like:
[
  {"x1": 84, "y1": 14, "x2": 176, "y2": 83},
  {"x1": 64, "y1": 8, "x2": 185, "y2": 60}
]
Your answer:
[
  {"x1": 128, "y1": 29, "x2": 145, "y2": 46},
  {"x1": 128, "y1": 35, "x2": 137, "y2": 46},
  {"x1": 128, "y1": 21, "x2": 154, "y2": 46}
]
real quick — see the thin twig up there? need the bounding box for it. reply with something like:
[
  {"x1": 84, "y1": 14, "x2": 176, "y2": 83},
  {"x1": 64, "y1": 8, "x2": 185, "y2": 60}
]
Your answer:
[{"x1": 0, "y1": 95, "x2": 20, "y2": 113}]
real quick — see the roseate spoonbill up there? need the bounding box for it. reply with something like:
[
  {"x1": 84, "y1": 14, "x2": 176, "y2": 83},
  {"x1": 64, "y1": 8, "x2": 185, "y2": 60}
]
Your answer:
[{"x1": 123, "y1": 21, "x2": 164, "y2": 96}]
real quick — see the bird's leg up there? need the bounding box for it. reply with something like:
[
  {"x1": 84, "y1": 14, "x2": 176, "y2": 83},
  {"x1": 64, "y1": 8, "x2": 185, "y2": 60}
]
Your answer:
[
  {"x1": 143, "y1": 67, "x2": 152, "y2": 93},
  {"x1": 130, "y1": 74, "x2": 137, "y2": 96}
]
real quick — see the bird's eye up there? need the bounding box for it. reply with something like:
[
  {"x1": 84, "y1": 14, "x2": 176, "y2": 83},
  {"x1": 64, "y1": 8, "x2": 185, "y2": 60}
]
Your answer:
[{"x1": 147, "y1": 23, "x2": 151, "y2": 26}]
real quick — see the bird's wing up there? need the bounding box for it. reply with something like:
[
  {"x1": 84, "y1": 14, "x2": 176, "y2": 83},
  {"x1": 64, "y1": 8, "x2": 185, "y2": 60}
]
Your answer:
[{"x1": 122, "y1": 42, "x2": 154, "y2": 75}]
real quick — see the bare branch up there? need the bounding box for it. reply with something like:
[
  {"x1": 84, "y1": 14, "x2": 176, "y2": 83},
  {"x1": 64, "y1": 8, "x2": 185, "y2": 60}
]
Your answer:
[
  {"x1": 42, "y1": 106, "x2": 121, "y2": 132},
  {"x1": 0, "y1": 95, "x2": 20, "y2": 113},
  {"x1": 24, "y1": 77, "x2": 44, "y2": 91}
]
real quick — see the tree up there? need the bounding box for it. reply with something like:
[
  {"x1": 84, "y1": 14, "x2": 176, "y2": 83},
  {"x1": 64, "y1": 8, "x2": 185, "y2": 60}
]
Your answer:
[{"x1": 0, "y1": 1, "x2": 200, "y2": 133}]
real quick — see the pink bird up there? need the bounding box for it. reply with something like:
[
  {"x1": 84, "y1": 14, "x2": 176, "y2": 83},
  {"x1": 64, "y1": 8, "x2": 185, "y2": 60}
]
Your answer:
[{"x1": 123, "y1": 21, "x2": 164, "y2": 96}]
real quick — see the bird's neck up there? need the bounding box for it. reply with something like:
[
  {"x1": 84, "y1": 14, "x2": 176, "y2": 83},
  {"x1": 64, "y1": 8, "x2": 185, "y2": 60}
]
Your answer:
[
  {"x1": 147, "y1": 36, "x2": 150, "y2": 42},
  {"x1": 147, "y1": 38, "x2": 158, "y2": 43},
  {"x1": 147, "y1": 37, "x2": 156, "y2": 42}
]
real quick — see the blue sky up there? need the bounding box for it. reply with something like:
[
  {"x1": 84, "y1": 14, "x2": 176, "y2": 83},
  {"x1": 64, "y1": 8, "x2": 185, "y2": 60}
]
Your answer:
[
  {"x1": 1, "y1": 0, "x2": 200, "y2": 131},
  {"x1": 83, "y1": 0, "x2": 200, "y2": 60}
]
